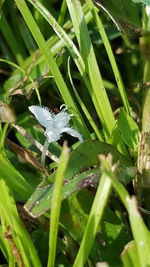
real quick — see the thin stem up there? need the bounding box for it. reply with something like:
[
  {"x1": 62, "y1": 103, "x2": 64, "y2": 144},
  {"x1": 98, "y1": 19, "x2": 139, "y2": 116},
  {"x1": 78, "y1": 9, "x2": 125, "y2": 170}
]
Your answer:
[
  {"x1": 0, "y1": 123, "x2": 9, "y2": 151},
  {"x1": 142, "y1": 59, "x2": 150, "y2": 131},
  {"x1": 41, "y1": 138, "x2": 50, "y2": 167}
]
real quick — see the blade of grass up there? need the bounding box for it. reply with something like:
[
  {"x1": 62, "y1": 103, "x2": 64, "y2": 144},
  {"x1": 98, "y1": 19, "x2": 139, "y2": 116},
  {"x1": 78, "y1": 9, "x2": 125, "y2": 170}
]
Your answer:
[
  {"x1": 7, "y1": 0, "x2": 28, "y2": 59},
  {"x1": 9, "y1": 2, "x2": 91, "y2": 74},
  {"x1": 0, "y1": 152, "x2": 33, "y2": 200},
  {"x1": 0, "y1": 224, "x2": 9, "y2": 262},
  {"x1": 15, "y1": 0, "x2": 90, "y2": 140},
  {"x1": 26, "y1": 0, "x2": 124, "y2": 151},
  {"x1": 0, "y1": 35, "x2": 14, "y2": 63},
  {"x1": 0, "y1": 217, "x2": 15, "y2": 266},
  {"x1": 127, "y1": 196, "x2": 150, "y2": 267},
  {"x1": 18, "y1": 20, "x2": 37, "y2": 54},
  {"x1": 67, "y1": 57, "x2": 104, "y2": 141},
  {"x1": 0, "y1": 119, "x2": 33, "y2": 200},
  {"x1": 73, "y1": 172, "x2": 112, "y2": 267},
  {"x1": 66, "y1": 0, "x2": 129, "y2": 156},
  {"x1": 87, "y1": 0, "x2": 130, "y2": 115},
  {"x1": 58, "y1": 0, "x2": 67, "y2": 25},
  {"x1": 47, "y1": 143, "x2": 70, "y2": 267},
  {"x1": 26, "y1": 0, "x2": 99, "y2": 135},
  {"x1": 66, "y1": 0, "x2": 115, "y2": 139},
  {"x1": 0, "y1": 122, "x2": 9, "y2": 150},
  {"x1": 100, "y1": 155, "x2": 150, "y2": 267},
  {"x1": 0, "y1": 178, "x2": 42, "y2": 266},
  {"x1": 0, "y1": 14, "x2": 25, "y2": 65}
]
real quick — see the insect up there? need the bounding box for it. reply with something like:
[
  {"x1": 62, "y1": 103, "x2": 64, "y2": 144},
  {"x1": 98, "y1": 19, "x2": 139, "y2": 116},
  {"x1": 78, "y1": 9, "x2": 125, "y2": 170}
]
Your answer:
[{"x1": 29, "y1": 105, "x2": 83, "y2": 166}]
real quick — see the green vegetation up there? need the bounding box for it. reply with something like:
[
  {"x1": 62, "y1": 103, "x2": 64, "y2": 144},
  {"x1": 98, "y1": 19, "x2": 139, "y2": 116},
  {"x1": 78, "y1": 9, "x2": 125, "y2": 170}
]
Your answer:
[{"x1": 0, "y1": 0, "x2": 150, "y2": 266}]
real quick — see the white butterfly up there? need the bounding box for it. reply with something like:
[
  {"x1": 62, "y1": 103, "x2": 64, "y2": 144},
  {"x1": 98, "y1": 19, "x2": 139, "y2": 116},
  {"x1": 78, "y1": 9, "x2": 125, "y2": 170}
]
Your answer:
[{"x1": 29, "y1": 105, "x2": 83, "y2": 143}]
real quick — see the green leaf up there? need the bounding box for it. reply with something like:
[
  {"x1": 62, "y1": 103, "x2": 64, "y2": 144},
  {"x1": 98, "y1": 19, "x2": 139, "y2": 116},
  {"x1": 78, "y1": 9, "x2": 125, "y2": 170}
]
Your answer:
[
  {"x1": 99, "y1": 156, "x2": 150, "y2": 266},
  {"x1": 0, "y1": 0, "x2": 5, "y2": 13},
  {"x1": 93, "y1": 0, "x2": 141, "y2": 37},
  {"x1": 90, "y1": 25, "x2": 120, "y2": 45},
  {"x1": 127, "y1": 197, "x2": 150, "y2": 266},
  {"x1": 0, "y1": 178, "x2": 42, "y2": 266},
  {"x1": 132, "y1": 0, "x2": 150, "y2": 5},
  {"x1": 60, "y1": 190, "x2": 130, "y2": 265},
  {"x1": 24, "y1": 140, "x2": 136, "y2": 217},
  {"x1": 0, "y1": 152, "x2": 33, "y2": 201},
  {"x1": 118, "y1": 108, "x2": 140, "y2": 153},
  {"x1": 121, "y1": 240, "x2": 141, "y2": 267}
]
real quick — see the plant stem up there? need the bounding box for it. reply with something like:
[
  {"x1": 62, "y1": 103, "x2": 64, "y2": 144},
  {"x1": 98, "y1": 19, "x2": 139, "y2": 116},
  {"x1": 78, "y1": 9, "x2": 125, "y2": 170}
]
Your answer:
[
  {"x1": 41, "y1": 138, "x2": 50, "y2": 167},
  {"x1": 142, "y1": 59, "x2": 150, "y2": 132},
  {"x1": 139, "y1": 33, "x2": 150, "y2": 225}
]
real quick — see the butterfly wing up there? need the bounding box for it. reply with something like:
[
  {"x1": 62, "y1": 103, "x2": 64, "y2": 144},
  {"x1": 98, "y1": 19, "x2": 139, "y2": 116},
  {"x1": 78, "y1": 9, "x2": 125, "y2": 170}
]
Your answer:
[{"x1": 29, "y1": 106, "x2": 53, "y2": 128}]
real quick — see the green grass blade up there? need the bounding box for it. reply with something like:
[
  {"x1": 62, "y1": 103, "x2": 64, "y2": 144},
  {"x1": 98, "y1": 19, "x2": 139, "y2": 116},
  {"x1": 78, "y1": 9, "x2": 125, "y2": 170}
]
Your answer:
[
  {"x1": 0, "y1": 35, "x2": 14, "y2": 63},
  {"x1": 7, "y1": 2, "x2": 92, "y2": 77},
  {"x1": 100, "y1": 155, "x2": 150, "y2": 267},
  {"x1": 0, "y1": 14, "x2": 25, "y2": 65},
  {"x1": 73, "y1": 172, "x2": 112, "y2": 266},
  {"x1": 0, "y1": 178, "x2": 42, "y2": 266},
  {"x1": 0, "y1": 123, "x2": 9, "y2": 150},
  {"x1": 67, "y1": 57, "x2": 104, "y2": 141},
  {"x1": 47, "y1": 143, "x2": 70, "y2": 267},
  {"x1": 58, "y1": 0, "x2": 67, "y2": 25},
  {"x1": 15, "y1": 0, "x2": 90, "y2": 139},
  {"x1": 26, "y1": 0, "x2": 113, "y2": 139},
  {"x1": 87, "y1": 0, "x2": 130, "y2": 115},
  {"x1": 127, "y1": 197, "x2": 150, "y2": 267},
  {"x1": 0, "y1": 152, "x2": 33, "y2": 201},
  {"x1": 18, "y1": 20, "x2": 37, "y2": 54},
  {"x1": 66, "y1": 0, "x2": 115, "y2": 139}
]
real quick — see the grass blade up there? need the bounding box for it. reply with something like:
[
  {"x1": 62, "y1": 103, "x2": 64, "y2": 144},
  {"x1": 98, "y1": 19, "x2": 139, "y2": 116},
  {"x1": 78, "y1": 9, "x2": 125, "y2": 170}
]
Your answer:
[
  {"x1": 73, "y1": 172, "x2": 112, "y2": 266},
  {"x1": 0, "y1": 14, "x2": 25, "y2": 65},
  {"x1": 15, "y1": 0, "x2": 90, "y2": 139},
  {"x1": 47, "y1": 143, "x2": 70, "y2": 267},
  {"x1": 66, "y1": 0, "x2": 115, "y2": 139},
  {"x1": 87, "y1": 0, "x2": 130, "y2": 115},
  {"x1": 0, "y1": 178, "x2": 42, "y2": 266},
  {"x1": 100, "y1": 154, "x2": 150, "y2": 267}
]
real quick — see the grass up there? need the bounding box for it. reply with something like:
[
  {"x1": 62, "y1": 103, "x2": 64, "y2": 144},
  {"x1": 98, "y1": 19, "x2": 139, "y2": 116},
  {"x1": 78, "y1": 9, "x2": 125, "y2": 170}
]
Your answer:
[{"x1": 0, "y1": 0, "x2": 150, "y2": 266}]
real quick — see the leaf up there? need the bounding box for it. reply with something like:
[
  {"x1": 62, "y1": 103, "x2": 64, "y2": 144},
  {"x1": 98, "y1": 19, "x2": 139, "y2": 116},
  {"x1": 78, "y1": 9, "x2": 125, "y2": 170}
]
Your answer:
[
  {"x1": 93, "y1": 0, "x2": 141, "y2": 37},
  {"x1": 117, "y1": 108, "x2": 140, "y2": 153},
  {"x1": 24, "y1": 140, "x2": 137, "y2": 217},
  {"x1": 121, "y1": 240, "x2": 141, "y2": 267},
  {"x1": 0, "y1": 152, "x2": 33, "y2": 201},
  {"x1": 60, "y1": 191, "x2": 131, "y2": 265},
  {"x1": 0, "y1": 0, "x2": 5, "y2": 13},
  {"x1": 127, "y1": 197, "x2": 150, "y2": 266},
  {"x1": 131, "y1": 0, "x2": 150, "y2": 5},
  {"x1": 6, "y1": 139, "x2": 48, "y2": 176},
  {"x1": 90, "y1": 25, "x2": 120, "y2": 45}
]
